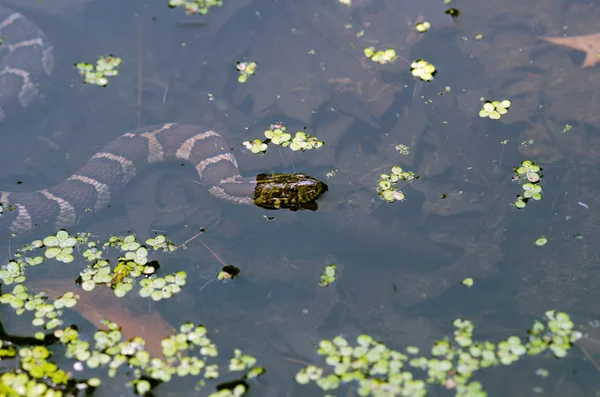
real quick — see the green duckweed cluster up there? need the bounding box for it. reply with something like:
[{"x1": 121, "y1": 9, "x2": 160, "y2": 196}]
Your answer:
[
  {"x1": 511, "y1": 160, "x2": 543, "y2": 209},
  {"x1": 236, "y1": 61, "x2": 257, "y2": 83},
  {"x1": 0, "y1": 230, "x2": 588, "y2": 397},
  {"x1": 410, "y1": 60, "x2": 436, "y2": 82},
  {"x1": 0, "y1": 341, "x2": 98, "y2": 397},
  {"x1": 479, "y1": 100, "x2": 511, "y2": 120},
  {"x1": 75, "y1": 55, "x2": 122, "y2": 87},
  {"x1": 395, "y1": 144, "x2": 410, "y2": 155},
  {"x1": 319, "y1": 264, "x2": 337, "y2": 287},
  {"x1": 242, "y1": 122, "x2": 324, "y2": 155},
  {"x1": 377, "y1": 166, "x2": 418, "y2": 203},
  {"x1": 364, "y1": 47, "x2": 398, "y2": 65},
  {"x1": 295, "y1": 310, "x2": 582, "y2": 397},
  {"x1": 0, "y1": 232, "x2": 264, "y2": 396},
  {"x1": 168, "y1": 0, "x2": 223, "y2": 15},
  {"x1": 0, "y1": 321, "x2": 264, "y2": 396},
  {"x1": 415, "y1": 21, "x2": 431, "y2": 33},
  {"x1": 0, "y1": 231, "x2": 187, "y2": 331}
]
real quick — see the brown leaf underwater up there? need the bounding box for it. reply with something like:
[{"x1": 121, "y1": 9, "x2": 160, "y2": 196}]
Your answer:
[{"x1": 541, "y1": 32, "x2": 600, "y2": 68}]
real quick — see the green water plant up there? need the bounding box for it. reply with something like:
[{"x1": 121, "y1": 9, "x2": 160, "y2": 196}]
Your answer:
[
  {"x1": 377, "y1": 166, "x2": 418, "y2": 203},
  {"x1": 411, "y1": 60, "x2": 436, "y2": 81},
  {"x1": 296, "y1": 310, "x2": 582, "y2": 396},
  {"x1": 415, "y1": 21, "x2": 431, "y2": 33},
  {"x1": 511, "y1": 160, "x2": 543, "y2": 209},
  {"x1": 0, "y1": 230, "x2": 264, "y2": 396},
  {"x1": 75, "y1": 55, "x2": 122, "y2": 87},
  {"x1": 319, "y1": 264, "x2": 338, "y2": 287},
  {"x1": 395, "y1": 144, "x2": 410, "y2": 155},
  {"x1": 364, "y1": 47, "x2": 398, "y2": 65},
  {"x1": 168, "y1": 0, "x2": 223, "y2": 15},
  {"x1": 236, "y1": 61, "x2": 257, "y2": 83},
  {"x1": 242, "y1": 122, "x2": 323, "y2": 155},
  {"x1": 479, "y1": 100, "x2": 511, "y2": 120},
  {"x1": 43, "y1": 230, "x2": 77, "y2": 263}
]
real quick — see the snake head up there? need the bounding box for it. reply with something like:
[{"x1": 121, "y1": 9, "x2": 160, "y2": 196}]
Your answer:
[{"x1": 253, "y1": 173, "x2": 328, "y2": 211}]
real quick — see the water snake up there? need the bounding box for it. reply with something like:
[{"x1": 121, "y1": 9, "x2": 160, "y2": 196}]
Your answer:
[{"x1": 0, "y1": 8, "x2": 327, "y2": 235}]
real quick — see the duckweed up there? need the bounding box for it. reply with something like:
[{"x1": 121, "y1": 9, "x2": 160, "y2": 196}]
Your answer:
[
  {"x1": 242, "y1": 122, "x2": 323, "y2": 155},
  {"x1": 13, "y1": 318, "x2": 265, "y2": 396},
  {"x1": 0, "y1": 227, "x2": 583, "y2": 397},
  {"x1": 479, "y1": 100, "x2": 511, "y2": 120},
  {"x1": 236, "y1": 61, "x2": 256, "y2": 83},
  {"x1": 461, "y1": 278, "x2": 474, "y2": 287},
  {"x1": 168, "y1": 0, "x2": 223, "y2": 15},
  {"x1": 75, "y1": 55, "x2": 121, "y2": 87},
  {"x1": 512, "y1": 160, "x2": 544, "y2": 209},
  {"x1": 395, "y1": 144, "x2": 410, "y2": 155},
  {"x1": 411, "y1": 59, "x2": 436, "y2": 81},
  {"x1": 415, "y1": 21, "x2": 431, "y2": 33},
  {"x1": 138, "y1": 271, "x2": 187, "y2": 301},
  {"x1": 364, "y1": 47, "x2": 398, "y2": 64},
  {"x1": 377, "y1": 166, "x2": 418, "y2": 203},
  {"x1": 319, "y1": 264, "x2": 337, "y2": 287},
  {"x1": 296, "y1": 310, "x2": 581, "y2": 396}
]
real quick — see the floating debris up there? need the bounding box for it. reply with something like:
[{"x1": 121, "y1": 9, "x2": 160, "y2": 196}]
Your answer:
[{"x1": 218, "y1": 265, "x2": 240, "y2": 280}]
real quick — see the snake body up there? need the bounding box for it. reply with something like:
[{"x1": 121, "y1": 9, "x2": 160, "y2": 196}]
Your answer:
[
  {"x1": 0, "y1": 9, "x2": 327, "y2": 235},
  {"x1": 1, "y1": 123, "x2": 327, "y2": 234},
  {"x1": 0, "y1": 5, "x2": 54, "y2": 121}
]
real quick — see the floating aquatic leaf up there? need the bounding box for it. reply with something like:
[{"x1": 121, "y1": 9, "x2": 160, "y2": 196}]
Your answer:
[{"x1": 411, "y1": 59, "x2": 436, "y2": 81}]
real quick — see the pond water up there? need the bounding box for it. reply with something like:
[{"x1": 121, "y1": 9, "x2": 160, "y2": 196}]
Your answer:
[{"x1": 1, "y1": 0, "x2": 600, "y2": 396}]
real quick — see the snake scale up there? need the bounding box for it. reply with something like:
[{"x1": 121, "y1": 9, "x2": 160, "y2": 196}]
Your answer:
[{"x1": 0, "y1": 6, "x2": 327, "y2": 235}]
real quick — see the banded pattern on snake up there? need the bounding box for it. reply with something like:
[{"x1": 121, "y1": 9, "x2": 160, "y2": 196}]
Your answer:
[
  {"x1": 0, "y1": 5, "x2": 54, "y2": 121},
  {"x1": 0, "y1": 7, "x2": 326, "y2": 235},
  {"x1": 0, "y1": 123, "x2": 327, "y2": 234}
]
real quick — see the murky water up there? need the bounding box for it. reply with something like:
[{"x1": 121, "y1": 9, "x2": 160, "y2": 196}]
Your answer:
[{"x1": 1, "y1": 0, "x2": 600, "y2": 396}]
